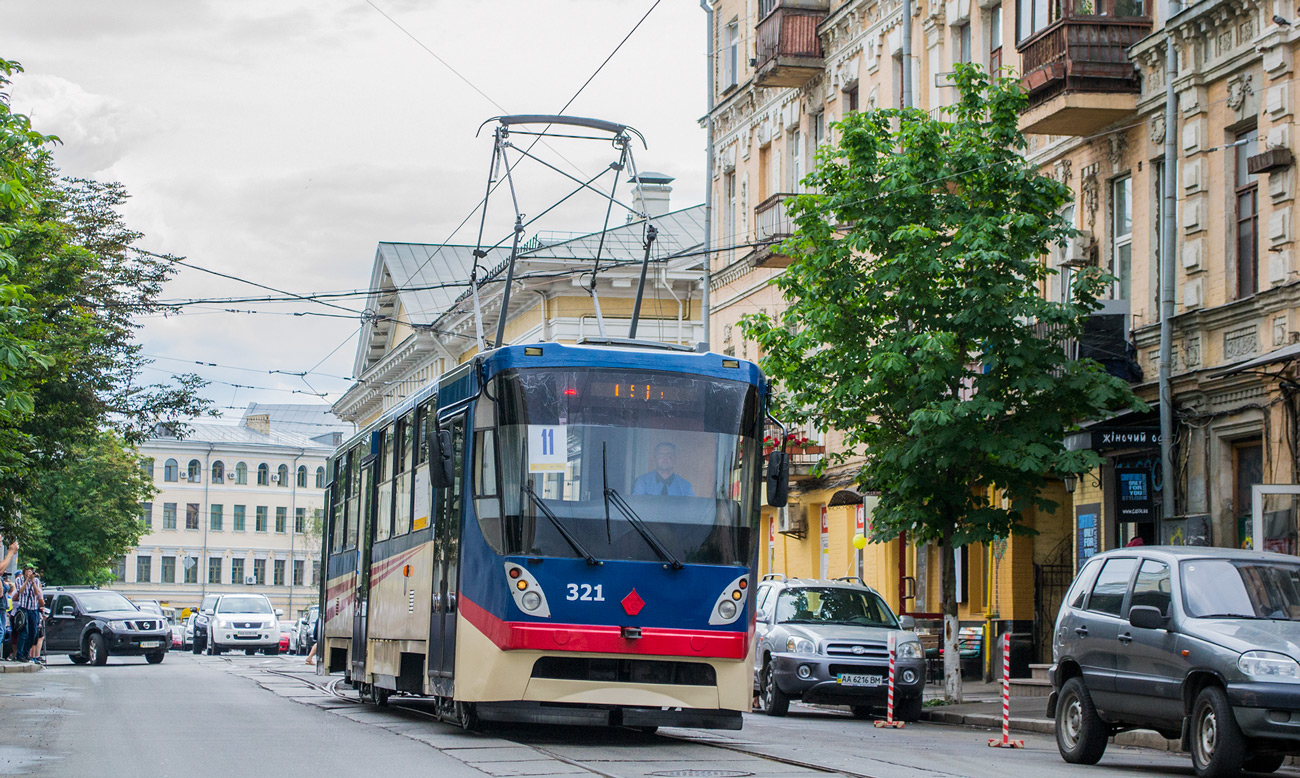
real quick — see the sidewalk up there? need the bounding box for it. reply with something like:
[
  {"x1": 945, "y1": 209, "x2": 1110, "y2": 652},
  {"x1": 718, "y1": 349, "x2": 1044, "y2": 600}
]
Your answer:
[
  {"x1": 0, "y1": 660, "x2": 42, "y2": 674},
  {"x1": 921, "y1": 693, "x2": 1182, "y2": 752}
]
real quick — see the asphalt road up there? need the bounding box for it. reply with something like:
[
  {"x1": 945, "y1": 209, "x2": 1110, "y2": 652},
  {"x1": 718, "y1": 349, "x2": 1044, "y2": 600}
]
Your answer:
[{"x1": 3, "y1": 651, "x2": 1300, "y2": 778}]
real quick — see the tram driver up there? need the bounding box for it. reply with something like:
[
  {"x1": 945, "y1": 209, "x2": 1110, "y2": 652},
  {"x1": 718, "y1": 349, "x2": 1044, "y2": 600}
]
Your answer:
[{"x1": 631, "y1": 442, "x2": 695, "y2": 497}]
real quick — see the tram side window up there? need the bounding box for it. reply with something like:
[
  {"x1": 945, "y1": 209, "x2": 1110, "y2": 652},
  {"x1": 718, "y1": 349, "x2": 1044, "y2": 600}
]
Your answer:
[
  {"x1": 330, "y1": 460, "x2": 344, "y2": 554},
  {"x1": 346, "y1": 448, "x2": 361, "y2": 549},
  {"x1": 394, "y1": 412, "x2": 414, "y2": 536},
  {"x1": 473, "y1": 393, "x2": 502, "y2": 549},
  {"x1": 376, "y1": 427, "x2": 394, "y2": 542},
  {"x1": 413, "y1": 403, "x2": 433, "y2": 532},
  {"x1": 446, "y1": 416, "x2": 466, "y2": 531}
]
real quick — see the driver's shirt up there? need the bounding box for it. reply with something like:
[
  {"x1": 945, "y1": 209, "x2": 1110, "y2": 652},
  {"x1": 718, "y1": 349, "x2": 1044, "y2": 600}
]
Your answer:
[{"x1": 631, "y1": 472, "x2": 695, "y2": 496}]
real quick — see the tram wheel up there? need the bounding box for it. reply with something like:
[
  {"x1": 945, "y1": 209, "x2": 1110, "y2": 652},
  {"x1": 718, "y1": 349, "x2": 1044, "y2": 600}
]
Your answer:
[{"x1": 454, "y1": 701, "x2": 479, "y2": 731}]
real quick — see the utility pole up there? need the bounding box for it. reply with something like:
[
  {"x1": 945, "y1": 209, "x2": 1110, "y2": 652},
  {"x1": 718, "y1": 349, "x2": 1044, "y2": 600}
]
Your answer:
[
  {"x1": 700, "y1": 0, "x2": 714, "y2": 348},
  {"x1": 1158, "y1": 0, "x2": 1180, "y2": 531},
  {"x1": 901, "y1": 0, "x2": 913, "y2": 109}
]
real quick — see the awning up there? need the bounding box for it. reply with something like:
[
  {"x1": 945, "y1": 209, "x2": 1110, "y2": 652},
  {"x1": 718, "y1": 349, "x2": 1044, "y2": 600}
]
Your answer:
[{"x1": 1211, "y1": 341, "x2": 1300, "y2": 378}]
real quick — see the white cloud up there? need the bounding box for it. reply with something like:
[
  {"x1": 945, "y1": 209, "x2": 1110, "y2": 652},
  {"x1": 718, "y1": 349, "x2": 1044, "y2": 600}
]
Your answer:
[{"x1": 11, "y1": 74, "x2": 157, "y2": 176}]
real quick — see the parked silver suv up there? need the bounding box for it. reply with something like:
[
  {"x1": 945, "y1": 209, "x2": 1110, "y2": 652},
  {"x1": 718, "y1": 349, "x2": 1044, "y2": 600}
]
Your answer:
[
  {"x1": 752, "y1": 575, "x2": 924, "y2": 720},
  {"x1": 1049, "y1": 546, "x2": 1300, "y2": 777}
]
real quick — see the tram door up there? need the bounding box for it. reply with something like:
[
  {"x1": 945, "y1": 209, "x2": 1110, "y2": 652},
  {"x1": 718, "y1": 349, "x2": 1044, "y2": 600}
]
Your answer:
[
  {"x1": 429, "y1": 415, "x2": 465, "y2": 697},
  {"x1": 351, "y1": 460, "x2": 376, "y2": 681}
]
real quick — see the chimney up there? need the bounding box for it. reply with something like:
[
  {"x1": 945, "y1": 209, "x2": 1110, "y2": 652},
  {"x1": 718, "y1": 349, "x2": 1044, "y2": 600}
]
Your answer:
[
  {"x1": 629, "y1": 172, "x2": 674, "y2": 220},
  {"x1": 245, "y1": 414, "x2": 271, "y2": 435}
]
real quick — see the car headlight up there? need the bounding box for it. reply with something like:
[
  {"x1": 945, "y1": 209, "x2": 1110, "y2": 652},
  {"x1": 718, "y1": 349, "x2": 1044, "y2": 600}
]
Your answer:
[
  {"x1": 897, "y1": 640, "x2": 922, "y2": 659},
  {"x1": 215, "y1": 618, "x2": 230, "y2": 629},
  {"x1": 108, "y1": 620, "x2": 130, "y2": 631},
  {"x1": 1239, "y1": 650, "x2": 1300, "y2": 681},
  {"x1": 786, "y1": 636, "x2": 816, "y2": 654}
]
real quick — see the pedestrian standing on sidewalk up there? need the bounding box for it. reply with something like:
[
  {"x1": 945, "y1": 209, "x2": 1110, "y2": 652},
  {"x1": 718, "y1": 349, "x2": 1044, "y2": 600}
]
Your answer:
[{"x1": 13, "y1": 565, "x2": 42, "y2": 663}]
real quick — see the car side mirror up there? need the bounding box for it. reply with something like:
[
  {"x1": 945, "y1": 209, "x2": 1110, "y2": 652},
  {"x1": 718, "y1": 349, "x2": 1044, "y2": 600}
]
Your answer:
[
  {"x1": 61, "y1": 606, "x2": 74, "y2": 617},
  {"x1": 275, "y1": 609, "x2": 284, "y2": 617},
  {"x1": 766, "y1": 451, "x2": 789, "y2": 507},
  {"x1": 898, "y1": 615, "x2": 915, "y2": 631},
  {"x1": 1128, "y1": 605, "x2": 1169, "y2": 630},
  {"x1": 202, "y1": 609, "x2": 213, "y2": 616},
  {"x1": 430, "y1": 428, "x2": 455, "y2": 488}
]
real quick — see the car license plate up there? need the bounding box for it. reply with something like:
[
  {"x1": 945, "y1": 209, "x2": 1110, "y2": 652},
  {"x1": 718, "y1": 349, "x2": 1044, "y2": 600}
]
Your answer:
[
  {"x1": 138, "y1": 641, "x2": 161, "y2": 649},
  {"x1": 838, "y1": 673, "x2": 883, "y2": 686}
]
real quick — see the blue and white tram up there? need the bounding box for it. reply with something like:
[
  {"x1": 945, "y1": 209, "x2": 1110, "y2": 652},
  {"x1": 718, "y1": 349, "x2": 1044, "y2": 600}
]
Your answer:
[{"x1": 319, "y1": 340, "x2": 780, "y2": 729}]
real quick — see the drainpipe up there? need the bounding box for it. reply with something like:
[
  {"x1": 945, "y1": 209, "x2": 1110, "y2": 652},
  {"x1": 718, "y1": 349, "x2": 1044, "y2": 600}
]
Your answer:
[
  {"x1": 902, "y1": 0, "x2": 913, "y2": 109},
  {"x1": 700, "y1": 0, "x2": 714, "y2": 349},
  {"x1": 1158, "y1": 0, "x2": 1180, "y2": 531},
  {"x1": 201, "y1": 442, "x2": 215, "y2": 601},
  {"x1": 288, "y1": 449, "x2": 303, "y2": 620}
]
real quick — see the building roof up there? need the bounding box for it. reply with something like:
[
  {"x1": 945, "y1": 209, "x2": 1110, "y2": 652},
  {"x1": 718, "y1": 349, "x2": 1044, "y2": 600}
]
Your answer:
[
  {"x1": 515, "y1": 204, "x2": 703, "y2": 265},
  {"x1": 149, "y1": 421, "x2": 334, "y2": 452},
  {"x1": 241, "y1": 403, "x2": 353, "y2": 436}
]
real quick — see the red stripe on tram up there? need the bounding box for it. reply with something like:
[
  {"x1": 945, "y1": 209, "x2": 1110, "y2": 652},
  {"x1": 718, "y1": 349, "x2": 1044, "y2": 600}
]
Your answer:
[{"x1": 458, "y1": 595, "x2": 748, "y2": 660}]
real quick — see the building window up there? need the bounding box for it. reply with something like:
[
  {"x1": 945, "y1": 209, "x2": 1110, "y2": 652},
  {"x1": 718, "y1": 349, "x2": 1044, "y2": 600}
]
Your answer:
[
  {"x1": 256, "y1": 506, "x2": 268, "y2": 533},
  {"x1": 163, "y1": 503, "x2": 177, "y2": 530},
  {"x1": 296, "y1": 466, "x2": 308, "y2": 488},
  {"x1": 295, "y1": 508, "x2": 306, "y2": 534},
  {"x1": 208, "y1": 557, "x2": 222, "y2": 585},
  {"x1": 185, "y1": 503, "x2": 200, "y2": 530},
  {"x1": 184, "y1": 556, "x2": 198, "y2": 584},
  {"x1": 1017, "y1": 0, "x2": 1060, "y2": 42},
  {"x1": 210, "y1": 504, "x2": 223, "y2": 531},
  {"x1": 725, "y1": 20, "x2": 739, "y2": 88},
  {"x1": 136, "y1": 555, "x2": 152, "y2": 583},
  {"x1": 1236, "y1": 128, "x2": 1259, "y2": 299},
  {"x1": 140, "y1": 458, "x2": 154, "y2": 480},
  {"x1": 233, "y1": 504, "x2": 246, "y2": 532},
  {"x1": 235, "y1": 462, "x2": 248, "y2": 485},
  {"x1": 724, "y1": 170, "x2": 737, "y2": 258},
  {"x1": 1234, "y1": 439, "x2": 1263, "y2": 543},
  {"x1": 954, "y1": 22, "x2": 971, "y2": 64},
  {"x1": 1111, "y1": 175, "x2": 1132, "y2": 300},
  {"x1": 315, "y1": 466, "x2": 326, "y2": 489},
  {"x1": 273, "y1": 559, "x2": 286, "y2": 587},
  {"x1": 211, "y1": 460, "x2": 224, "y2": 484},
  {"x1": 187, "y1": 459, "x2": 202, "y2": 483},
  {"x1": 140, "y1": 502, "x2": 152, "y2": 529},
  {"x1": 163, "y1": 459, "x2": 178, "y2": 482},
  {"x1": 293, "y1": 560, "x2": 305, "y2": 587},
  {"x1": 113, "y1": 556, "x2": 126, "y2": 582},
  {"x1": 231, "y1": 558, "x2": 245, "y2": 585},
  {"x1": 845, "y1": 83, "x2": 860, "y2": 113},
  {"x1": 989, "y1": 4, "x2": 1003, "y2": 72},
  {"x1": 253, "y1": 559, "x2": 266, "y2": 586},
  {"x1": 257, "y1": 463, "x2": 270, "y2": 486},
  {"x1": 312, "y1": 561, "x2": 320, "y2": 587},
  {"x1": 161, "y1": 556, "x2": 176, "y2": 584},
  {"x1": 275, "y1": 507, "x2": 287, "y2": 534},
  {"x1": 277, "y1": 464, "x2": 289, "y2": 487}
]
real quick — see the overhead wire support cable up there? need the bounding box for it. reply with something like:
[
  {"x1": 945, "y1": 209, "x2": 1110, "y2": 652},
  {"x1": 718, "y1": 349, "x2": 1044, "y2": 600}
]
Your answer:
[
  {"x1": 586, "y1": 140, "x2": 630, "y2": 339},
  {"x1": 493, "y1": 127, "x2": 528, "y2": 349}
]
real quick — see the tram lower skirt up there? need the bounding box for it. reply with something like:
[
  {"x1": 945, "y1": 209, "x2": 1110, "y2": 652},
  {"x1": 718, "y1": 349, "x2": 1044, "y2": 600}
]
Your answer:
[{"x1": 473, "y1": 702, "x2": 743, "y2": 730}]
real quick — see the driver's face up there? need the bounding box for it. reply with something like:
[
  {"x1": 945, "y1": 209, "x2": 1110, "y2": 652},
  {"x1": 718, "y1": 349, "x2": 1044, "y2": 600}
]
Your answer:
[{"x1": 655, "y1": 448, "x2": 677, "y2": 469}]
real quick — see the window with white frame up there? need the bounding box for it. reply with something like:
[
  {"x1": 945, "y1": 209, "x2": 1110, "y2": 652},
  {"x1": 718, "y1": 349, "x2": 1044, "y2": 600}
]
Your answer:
[
  {"x1": 725, "y1": 21, "x2": 739, "y2": 89},
  {"x1": 1111, "y1": 175, "x2": 1132, "y2": 301}
]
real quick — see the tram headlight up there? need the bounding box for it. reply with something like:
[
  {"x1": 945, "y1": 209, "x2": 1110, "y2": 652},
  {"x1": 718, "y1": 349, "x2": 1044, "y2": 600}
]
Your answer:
[
  {"x1": 504, "y1": 562, "x2": 551, "y2": 618},
  {"x1": 717, "y1": 600, "x2": 737, "y2": 620},
  {"x1": 708, "y1": 574, "x2": 750, "y2": 626},
  {"x1": 521, "y1": 591, "x2": 542, "y2": 612}
]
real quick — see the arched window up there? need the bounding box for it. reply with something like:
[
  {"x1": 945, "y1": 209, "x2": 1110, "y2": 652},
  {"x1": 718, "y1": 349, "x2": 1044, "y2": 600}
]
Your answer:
[
  {"x1": 163, "y1": 459, "x2": 179, "y2": 482},
  {"x1": 296, "y1": 466, "x2": 308, "y2": 488},
  {"x1": 211, "y1": 461, "x2": 225, "y2": 484},
  {"x1": 235, "y1": 462, "x2": 248, "y2": 485},
  {"x1": 257, "y1": 463, "x2": 270, "y2": 486},
  {"x1": 187, "y1": 459, "x2": 202, "y2": 483},
  {"x1": 277, "y1": 464, "x2": 289, "y2": 487},
  {"x1": 315, "y1": 466, "x2": 326, "y2": 489}
]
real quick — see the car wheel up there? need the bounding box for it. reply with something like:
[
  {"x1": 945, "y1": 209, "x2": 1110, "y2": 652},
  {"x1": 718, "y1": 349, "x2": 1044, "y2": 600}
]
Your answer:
[
  {"x1": 245, "y1": 648, "x2": 257, "y2": 656},
  {"x1": 1243, "y1": 752, "x2": 1285, "y2": 774},
  {"x1": 192, "y1": 637, "x2": 204, "y2": 655},
  {"x1": 211, "y1": 642, "x2": 224, "y2": 656},
  {"x1": 146, "y1": 652, "x2": 165, "y2": 664},
  {"x1": 1055, "y1": 677, "x2": 1107, "y2": 765},
  {"x1": 265, "y1": 647, "x2": 280, "y2": 656},
  {"x1": 850, "y1": 705, "x2": 873, "y2": 720},
  {"x1": 1191, "y1": 685, "x2": 1245, "y2": 778},
  {"x1": 757, "y1": 661, "x2": 789, "y2": 717},
  {"x1": 86, "y1": 632, "x2": 108, "y2": 667},
  {"x1": 69, "y1": 654, "x2": 89, "y2": 665},
  {"x1": 895, "y1": 695, "x2": 923, "y2": 723}
]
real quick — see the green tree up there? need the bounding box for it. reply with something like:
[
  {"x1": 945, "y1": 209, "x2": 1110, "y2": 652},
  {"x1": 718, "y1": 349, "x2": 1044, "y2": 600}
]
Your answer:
[
  {"x1": 21, "y1": 430, "x2": 155, "y2": 585},
  {"x1": 743, "y1": 67, "x2": 1141, "y2": 702}
]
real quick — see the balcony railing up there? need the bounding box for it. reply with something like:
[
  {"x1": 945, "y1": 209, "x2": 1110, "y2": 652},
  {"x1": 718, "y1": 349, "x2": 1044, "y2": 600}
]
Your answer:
[
  {"x1": 749, "y1": 192, "x2": 798, "y2": 268},
  {"x1": 755, "y1": 0, "x2": 829, "y2": 88},
  {"x1": 1016, "y1": 0, "x2": 1150, "y2": 110}
]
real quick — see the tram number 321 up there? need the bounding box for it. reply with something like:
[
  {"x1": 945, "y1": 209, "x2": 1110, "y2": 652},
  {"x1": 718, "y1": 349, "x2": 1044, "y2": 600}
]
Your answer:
[{"x1": 566, "y1": 584, "x2": 605, "y2": 602}]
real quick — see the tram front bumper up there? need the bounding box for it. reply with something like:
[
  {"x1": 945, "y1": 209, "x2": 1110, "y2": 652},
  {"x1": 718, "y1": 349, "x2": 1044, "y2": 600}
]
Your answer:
[{"x1": 473, "y1": 701, "x2": 743, "y2": 730}]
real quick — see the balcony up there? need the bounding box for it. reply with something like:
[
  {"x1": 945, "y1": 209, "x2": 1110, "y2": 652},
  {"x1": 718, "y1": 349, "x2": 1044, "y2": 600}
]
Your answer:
[
  {"x1": 755, "y1": 0, "x2": 829, "y2": 88},
  {"x1": 748, "y1": 192, "x2": 797, "y2": 268},
  {"x1": 1016, "y1": 0, "x2": 1150, "y2": 136}
]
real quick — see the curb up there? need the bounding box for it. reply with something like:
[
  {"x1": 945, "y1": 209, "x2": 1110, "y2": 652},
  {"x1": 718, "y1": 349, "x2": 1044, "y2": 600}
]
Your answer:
[
  {"x1": 920, "y1": 710, "x2": 1184, "y2": 751},
  {"x1": 0, "y1": 661, "x2": 42, "y2": 673}
]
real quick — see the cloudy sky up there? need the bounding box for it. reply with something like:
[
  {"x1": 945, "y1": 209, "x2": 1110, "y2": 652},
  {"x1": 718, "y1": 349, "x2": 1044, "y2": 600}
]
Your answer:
[{"x1": 2, "y1": 0, "x2": 707, "y2": 423}]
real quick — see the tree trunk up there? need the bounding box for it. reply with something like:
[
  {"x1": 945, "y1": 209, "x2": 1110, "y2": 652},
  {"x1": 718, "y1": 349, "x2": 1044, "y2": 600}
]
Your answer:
[{"x1": 941, "y1": 528, "x2": 963, "y2": 704}]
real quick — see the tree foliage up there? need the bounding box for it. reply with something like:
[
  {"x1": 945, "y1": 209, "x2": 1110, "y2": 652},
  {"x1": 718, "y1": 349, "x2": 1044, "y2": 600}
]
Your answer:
[
  {"x1": 21, "y1": 430, "x2": 155, "y2": 585},
  {"x1": 742, "y1": 67, "x2": 1142, "y2": 699}
]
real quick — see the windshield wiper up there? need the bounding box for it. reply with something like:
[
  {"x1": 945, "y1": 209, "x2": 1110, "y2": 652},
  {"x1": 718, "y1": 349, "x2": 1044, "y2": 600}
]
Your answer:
[
  {"x1": 604, "y1": 483, "x2": 684, "y2": 570},
  {"x1": 522, "y1": 481, "x2": 600, "y2": 566},
  {"x1": 1194, "y1": 613, "x2": 1263, "y2": 619}
]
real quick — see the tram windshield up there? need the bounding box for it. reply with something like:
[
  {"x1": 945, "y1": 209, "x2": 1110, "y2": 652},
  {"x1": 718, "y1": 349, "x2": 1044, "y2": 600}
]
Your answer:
[{"x1": 473, "y1": 367, "x2": 762, "y2": 566}]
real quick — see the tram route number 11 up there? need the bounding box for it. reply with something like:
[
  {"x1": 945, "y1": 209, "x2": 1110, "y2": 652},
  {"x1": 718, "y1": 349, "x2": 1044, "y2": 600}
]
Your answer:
[{"x1": 566, "y1": 583, "x2": 605, "y2": 602}]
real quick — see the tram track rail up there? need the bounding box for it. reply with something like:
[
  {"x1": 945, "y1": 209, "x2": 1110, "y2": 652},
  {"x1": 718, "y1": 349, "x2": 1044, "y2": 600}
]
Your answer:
[{"x1": 255, "y1": 666, "x2": 887, "y2": 778}]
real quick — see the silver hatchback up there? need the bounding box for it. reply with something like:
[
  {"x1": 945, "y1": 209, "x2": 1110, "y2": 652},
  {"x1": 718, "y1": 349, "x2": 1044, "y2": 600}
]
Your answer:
[{"x1": 1050, "y1": 546, "x2": 1300, "y2": 777}]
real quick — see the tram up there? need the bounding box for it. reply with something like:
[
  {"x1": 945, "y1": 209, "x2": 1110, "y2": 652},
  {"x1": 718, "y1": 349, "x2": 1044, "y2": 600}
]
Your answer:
[{"x1": 319, "y1": 340, "x2": 787, "y2": 729}]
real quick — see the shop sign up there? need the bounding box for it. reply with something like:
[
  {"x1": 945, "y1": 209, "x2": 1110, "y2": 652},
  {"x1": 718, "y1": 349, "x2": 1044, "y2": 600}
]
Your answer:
[
  {"x1": 1115, "y1": 458, "x2": 1157, "y2": 522},
  {"x1": 1076, "y1": 503, "x2": 1100, "y2": 567}
]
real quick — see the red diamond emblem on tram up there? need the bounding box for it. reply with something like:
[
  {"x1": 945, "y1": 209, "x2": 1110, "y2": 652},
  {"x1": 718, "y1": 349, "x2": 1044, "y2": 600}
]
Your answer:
[{"x1": 621, "y1": 589, "x2": 645, "y2": 616}]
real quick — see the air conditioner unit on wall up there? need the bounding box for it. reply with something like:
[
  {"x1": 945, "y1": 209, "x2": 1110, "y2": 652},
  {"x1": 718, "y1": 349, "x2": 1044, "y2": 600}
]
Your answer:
[
  {"x1": 777, "y1": 505, "x2": 807, "y2": 539},
  {"x1": 270, "y1": 474, "x2": 279, "y2": 483},
  {"x1": 244, "y1": 576, "x2": 256, "y2": 585}
]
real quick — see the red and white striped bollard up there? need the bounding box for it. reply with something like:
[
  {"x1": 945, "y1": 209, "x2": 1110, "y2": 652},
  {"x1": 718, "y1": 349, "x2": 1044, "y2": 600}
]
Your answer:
[
  {"x1": 874, "y1": 632, "x2": 905, "y2": 728},
  {"x1": 988, "y1": 630, "x2": 1024, "y2": 748}
]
